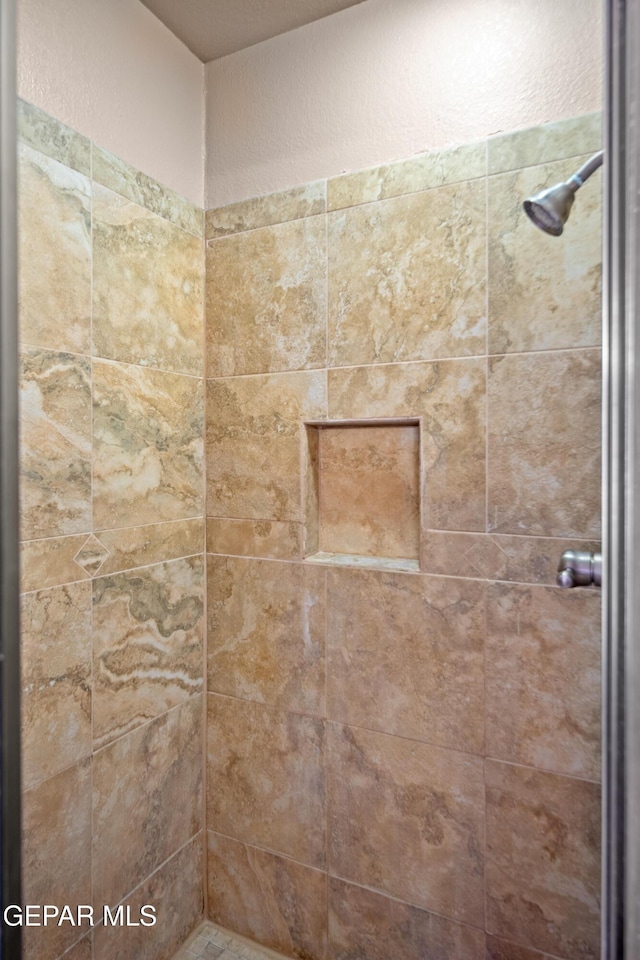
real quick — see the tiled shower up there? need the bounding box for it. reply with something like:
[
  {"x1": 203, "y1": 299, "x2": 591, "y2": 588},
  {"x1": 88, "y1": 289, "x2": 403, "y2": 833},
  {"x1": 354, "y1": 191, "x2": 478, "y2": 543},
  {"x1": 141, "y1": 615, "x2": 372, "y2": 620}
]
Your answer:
[{"x1": 18, "y1": 91, "x2": 602, "y2": 960}]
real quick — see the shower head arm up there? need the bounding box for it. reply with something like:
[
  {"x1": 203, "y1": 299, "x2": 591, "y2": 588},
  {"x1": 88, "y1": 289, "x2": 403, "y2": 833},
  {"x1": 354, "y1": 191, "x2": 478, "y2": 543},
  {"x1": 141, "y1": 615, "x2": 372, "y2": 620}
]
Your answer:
[{"x1": 569, "y1": 150, "x2": 604, "y2": 191}]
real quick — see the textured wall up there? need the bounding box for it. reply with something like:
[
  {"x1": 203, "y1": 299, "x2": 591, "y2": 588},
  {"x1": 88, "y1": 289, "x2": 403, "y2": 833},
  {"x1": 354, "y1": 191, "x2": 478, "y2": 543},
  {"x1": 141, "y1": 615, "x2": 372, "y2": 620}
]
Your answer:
[
  {"x1": 205, "y1": 0, "x2": 603, "y2": 207},
  {"x1": 17, "y1": 0, "x2": 205, "y2": 204},
  {"x1": 204, "y1": 114, "x2": 603, "y2": 959},
  {"x1": 18, "y1": 100, "x2": 205, "y2": 960}
]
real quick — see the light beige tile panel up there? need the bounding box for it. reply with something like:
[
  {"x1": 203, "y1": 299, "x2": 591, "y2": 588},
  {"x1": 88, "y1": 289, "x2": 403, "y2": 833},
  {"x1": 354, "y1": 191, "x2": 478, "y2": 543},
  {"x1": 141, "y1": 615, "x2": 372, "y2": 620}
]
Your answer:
[
  {"x1": 488, "y1": 112, "x2": 602, "y2": 176},
  {"x1": 92, "y1": 184, "x2": 204, "y2": 377},
  {"x1": 422, "y1": 530, "x2": 601, "y2": 586},
  {"x1": 206, "y1": 518, "x2": 302, "y2": 562},
  {"x1": 207, "y1": 556, "x2": 325, "y2": 716},
  {"x1": 206, "y1": 371, "x2": 327, "y2": 523},
  {"x1": 327, "y1": 179, "x2": 487, "y2": 367},
  {"x1": 20, "y1": 534, "x2": 91, "y2": 593},
  {"x1": 488, "y1": 156, "x2": 602, "y2": 355},
  {"x1": 326, "y1": 568, "x2": 485, "y2": 754},
  {"x1": 17, "y1": 98, "x2": 91, "y2": 176},
  {"x1": 22, "y1": 758, "x2": 92, "y2": 960},
  {"x1": 207, "y1": 694, "x2": 326, "y2": 869},
  {"x1": 97, "y1": 517, "x2": 204, "y2": 575},
  {"x1": 486, "y1": 937, "x2": 561, "y2": 960},
  {"x1": 92, "y1": 143, "x2": 203, "y2": 237},
  {"x1": 485, "y1": 760, "x2": 600, "y2": 960},
  {"x1": 206, "y1": 215, "x2": 327, "y2": 378},
  {"x1": 93, "y1": 834, "x2": 204, "y2": 960},
  {"x1": 488, "y1": 350, "x2": 601, "y2": 539},
  {"x1": 327, "y1": 140, "x2": 486, "y2": 211},
  {"x1": 93, "y1": 359, "x2": 204, "y2": 531},
  {"x1": 93, "y1": 695, "x2": 203, "y2": 909},
  {"x1": 329, "y1": 878, "x2": 485, "y2": 960},
  {"x1": 207, "y1": 832, "x2": 327, "y2": 960},
  {"x1": 19, "y1": 348, "x2": 92, "y2": 542},
  {"x1": 60, "y1": 936, "x2": 92, "y2": 960},
  {"x1": 328, "y1": 359, "x2": 486, "y2": 532},
  {"x1": 205, "y1": 181, "x2": 326, "y2": 240},
  {"x1": 18, "y1": 143, "x2": 91, "y2": 355},
  {"x1": 92, "y1": 556, "x2": 204, "y2": 749},
  {"x1": 21, "y1": 581, "x2": 92, "y2": 792},
  {"x1": 327, "y1": 722, "x2": 485, "y2": 927},
  {"x1": 486, "y1": 582, "x2": 601, "y2": 780}
]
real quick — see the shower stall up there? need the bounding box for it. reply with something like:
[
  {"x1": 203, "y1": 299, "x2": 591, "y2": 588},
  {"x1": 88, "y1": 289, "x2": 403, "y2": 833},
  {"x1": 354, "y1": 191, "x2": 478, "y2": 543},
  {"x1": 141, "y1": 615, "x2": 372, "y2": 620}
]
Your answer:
[{"x1": 1, "y1": 0, "x2": 640, "y2": 958}]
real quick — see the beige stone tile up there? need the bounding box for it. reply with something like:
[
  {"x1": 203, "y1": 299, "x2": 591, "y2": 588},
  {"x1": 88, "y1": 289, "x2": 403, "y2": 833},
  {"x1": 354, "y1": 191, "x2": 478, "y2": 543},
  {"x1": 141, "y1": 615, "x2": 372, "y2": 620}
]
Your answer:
[
  {"x1": 20, "y1": 534, "x2": 90, "y2": 592},
  {"x1": 317, "y1": 424, "x2": 419, "y2": 560},
  {"x1": 21, "y1": 581, "x2": 92, "y2": 790},
  {"x1": 206, "y1": 518, "x2": 301, "y2": 561},
  {"x1": 328, "y1": 359, "x2": 486, "y2": 531},
  {"x1": 328, "y1": 141, "x2": 486, "y2": 211},
  {"x1": 206, "y1": 215, "x2": 326, "y2": 377},
  {"x1": 207, "y1": 832, "x2": 327, "y2": 960},
  {"x1": 421, "y1": 530, "x2": 601, "y2": 586},
  {"x1": 93, "y1": 556, "x2": 204, "y2": 747},
  {"x1": 60, "y1": 936, "x2": 93, "y2": 959},
  {"x1": 73, "y1": 534, "x2": 109, "y2": 575},
  {"x1": 93, "y1": 696, "x2": 202, "y2": 907},
  {"x1": 486, "y1": 583, "x2": 600, "y2": 780},
  {"x1": 92, "y1": 144, "x2": 203, "y2": 237},
  {"x1": 97, "y1": 518, "x2": 204, "y2": 575},
  {"x1": 488, "y1": 157, "x2": 601, "y2": 355},
  {"x1": 92, "y1": 184, "x2": 203, "y2": 376},
  {"x1": 327, "y1": 569, "x2": 484, "y2": 753},
  {"x1": 20, "y1": 348, "x2": 91, "y2": 541},
  {"x1": 17, "y1": 98, "x2": 91, "y2": 176},
  {"x1": 485, "y1": 937, "x2": 558, "y2": 960},
  {"x1": 206, "y1": 371, "x2": 326, "y2": 522},
  {"x1": 327, "y1": 180, "x2": 486, "y2": 367},
  {"x1": 18, "y1": 143, "x2": 91, "y2": 354},
  {"x1": 207, "y1": 695, "x2": 325, "y2": 868},
  {"x1": 205, "y1": 181, "x2": 326, "y2": 239},
  {"x1": 488, "y1": 351, "x2": 601, "y2": 538},
  {"x1": 485, "y1": 760, "x2": 600, "y2": 960},
  {"x1": 22, "y1": 759, "x2": 92, "y2": 960},
  {"x1": 329, "y1": 877, "x2": 485, "y2": 960},
  {"x1": 488, "y1": 113, "x2": 602, "y2": 176},
  {"x1": 94, "y1": 834, "x2": 204, "y2": 960},
  {"x1": 93, "y1": 359, "x2": 203, "y2": 530},
  {"x1": 327, "y1": 723, "x2": 485, "y2": 926},
  {"x1": 207, "y1": 556, "x2": 325, "y2": 715}
]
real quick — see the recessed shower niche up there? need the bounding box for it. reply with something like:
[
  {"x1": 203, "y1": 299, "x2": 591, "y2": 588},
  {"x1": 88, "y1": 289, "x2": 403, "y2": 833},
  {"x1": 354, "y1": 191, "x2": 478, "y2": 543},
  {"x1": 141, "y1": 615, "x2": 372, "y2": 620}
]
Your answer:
[{"x1": 304, "y1": 418, "x2": 421, "y2": 570}]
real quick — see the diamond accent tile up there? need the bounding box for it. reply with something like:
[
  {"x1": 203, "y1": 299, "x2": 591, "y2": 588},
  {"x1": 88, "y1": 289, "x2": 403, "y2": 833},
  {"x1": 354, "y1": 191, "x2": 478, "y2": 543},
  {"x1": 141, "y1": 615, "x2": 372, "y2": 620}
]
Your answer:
[{"x1": 73, "y1": 535, "x2": 110, "y2": 576}]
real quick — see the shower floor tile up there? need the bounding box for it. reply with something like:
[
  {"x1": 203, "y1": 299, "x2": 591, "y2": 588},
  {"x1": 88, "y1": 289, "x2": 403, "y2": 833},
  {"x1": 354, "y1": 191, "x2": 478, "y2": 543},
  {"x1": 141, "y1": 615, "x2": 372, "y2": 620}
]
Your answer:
[{"x1": 174, "y1": 921, "x2": 287, "y2": 960}]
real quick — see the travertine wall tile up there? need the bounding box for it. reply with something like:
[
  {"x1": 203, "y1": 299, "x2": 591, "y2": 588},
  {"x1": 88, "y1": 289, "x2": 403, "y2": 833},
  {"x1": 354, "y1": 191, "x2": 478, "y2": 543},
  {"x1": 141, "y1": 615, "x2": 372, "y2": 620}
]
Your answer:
[
  {"x1": 20, "y1": 534, "x2": 90, "y2": 593},
  {"x1": 485, "y1": 760, "x2": 600, "y2": 960},
  {"x1": 328, "y1": 180, "x2": 487, "y2": 366},
  {"x1": 488, "y1": 113, "x2": 602, "y2": 176},
  {"x1": 93, "y1": 696, "x2": 202, "y2": 908},
  {"x1": 18, "y1": 143, "x2": 91, "y2": 354},
  {"x1": 327, "y1": 569, "x2": 485, "y2": 753},
  {"x1": 207, "y1": 832, "x2": 327, "y2": 960},
  {"x1": 22, "y1": 758, "x2": 92, "y2": 960},
  {"x1": 206, "y1": 518, "x2": 302, "y2": 561},
  {"x1": 21, "y1": 581, "x2": 92, "y2": 790},
  {"x1": 205, "y1": 181, "x2": 326, "y2": 239},
  {"x1": 488, "y1": 350, "x2": 601, "y2": 538},
  {"x1": 94, "y1": 835, "x2": 204, "y2": 960},
  {"x1": 327, "y1": 723, "x2": 485, "y2": 926},
  {"x1": 486, "y1": 583, "x2": 601, "y2": 780},
  {"x1": 207, "y1": 695, "x2": 326, "y2": 868},
  {"x1": 488, "y1": 157, "x2": 601, "y2": 355},
  {"x1": 485, "y1": 936, "x2": 559, "y2": 960},
  {"x1": 206, "y1": 215, "x2": 326, "y2": 377},
  {"x1": 19, "y1": 348, "x2": 92, "y2": 541},
  {"x1": 93, "y1": 557, "x2": 204, "y2": 747},
  {"x1": 206, "y1": 371, "x2": 326, "y2": 521},
  {"x1": 207, "y1": 556, "x2": 325, "y2": 715},
  {"x1": 97, "y1": 518, "x2": 204, "y2": 576},
  {"x1": 329, "y1": 878, "x2": 485, "y2": 960},
  {"x1": 93, "y1": 359, "x2": 203, "y2": 529},
  {"x1": 93, "y1": 184, "x2": 204, "y2": 376},
  {"x1": 17, "y1": 98, "x2": 91, "y2": 176}
]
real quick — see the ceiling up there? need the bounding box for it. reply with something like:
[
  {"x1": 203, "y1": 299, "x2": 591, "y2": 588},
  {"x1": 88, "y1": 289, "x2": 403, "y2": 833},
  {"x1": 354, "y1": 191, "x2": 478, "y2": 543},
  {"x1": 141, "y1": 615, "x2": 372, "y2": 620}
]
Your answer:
[{"x1": 139, "y1": 0, "x2": 368, "y2": 62}]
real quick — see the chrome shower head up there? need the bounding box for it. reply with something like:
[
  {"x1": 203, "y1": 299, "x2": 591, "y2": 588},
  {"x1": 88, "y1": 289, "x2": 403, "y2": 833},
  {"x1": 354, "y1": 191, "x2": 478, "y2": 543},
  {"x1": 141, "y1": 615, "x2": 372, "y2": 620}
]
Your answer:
[{"x1": 523, "y1": 150, "x2": 604, "y2": 237}]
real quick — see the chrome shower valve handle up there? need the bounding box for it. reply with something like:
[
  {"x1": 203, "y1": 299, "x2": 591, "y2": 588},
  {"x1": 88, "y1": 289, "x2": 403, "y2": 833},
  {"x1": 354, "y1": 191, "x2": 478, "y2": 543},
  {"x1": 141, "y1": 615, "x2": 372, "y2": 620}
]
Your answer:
[{"x1": 556, "y1": 549, "x2": 602, "y2": 588}]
